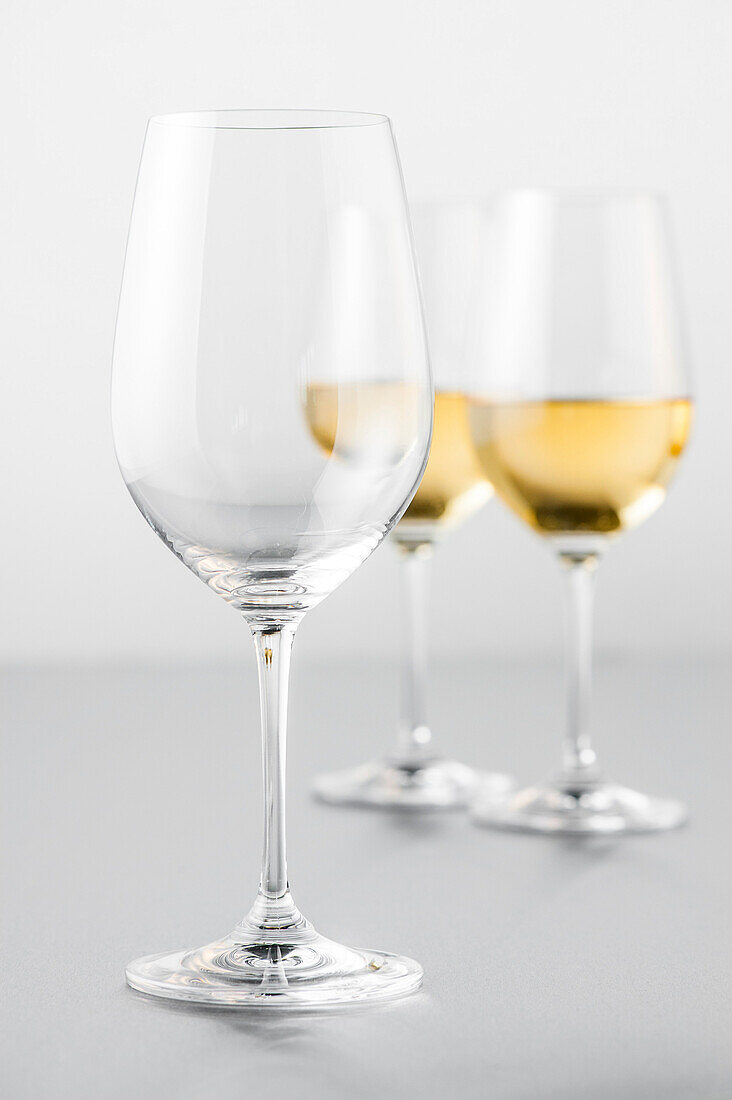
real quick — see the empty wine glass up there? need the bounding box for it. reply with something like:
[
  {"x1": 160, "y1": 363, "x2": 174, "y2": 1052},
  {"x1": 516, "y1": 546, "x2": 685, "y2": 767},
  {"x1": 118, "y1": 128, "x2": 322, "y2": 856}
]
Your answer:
[
  {"x1": 311, "y1": 203, "x2": 512, "y2": 808},
  {"x1": 467, "y1": 190, "x2": 693, "y2": 834},
  {"x1": 112, "y1": 110, "x2": 432, "y2": 1006}
]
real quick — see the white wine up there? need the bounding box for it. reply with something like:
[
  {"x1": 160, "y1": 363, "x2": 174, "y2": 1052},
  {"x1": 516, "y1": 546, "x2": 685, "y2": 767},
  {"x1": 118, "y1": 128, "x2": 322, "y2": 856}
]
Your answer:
[
  {"x1": 397, "y1": 391, "x2": 492, "y2": 536},
  {"x1": 305, "y1": 380, "x2": 421, "y2": 466},
  {"x1": 306, "y1": 387, "x2": 491, "y2": 539},
  {"x1": 468, "y1": 397, "x2": 692, "y2": 535}
]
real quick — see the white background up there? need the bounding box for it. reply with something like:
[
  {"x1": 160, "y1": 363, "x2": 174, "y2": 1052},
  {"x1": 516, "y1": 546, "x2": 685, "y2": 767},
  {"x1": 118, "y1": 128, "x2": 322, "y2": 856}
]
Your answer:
[{"x1": 2, "y1": 0, "x2": 728, "y2": 665}]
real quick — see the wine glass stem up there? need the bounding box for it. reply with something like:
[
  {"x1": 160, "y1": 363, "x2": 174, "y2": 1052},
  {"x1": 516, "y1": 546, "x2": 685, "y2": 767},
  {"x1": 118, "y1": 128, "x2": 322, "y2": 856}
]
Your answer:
[
  {"x1": 395, "y1": 541, "x2": 433, "y2": 767},
  {"x1": 245, "y1": 624, "x2": 302, "y2": 931},
  {"x1": 561, "y1": 553, "x2": 600, "y2": 778}
]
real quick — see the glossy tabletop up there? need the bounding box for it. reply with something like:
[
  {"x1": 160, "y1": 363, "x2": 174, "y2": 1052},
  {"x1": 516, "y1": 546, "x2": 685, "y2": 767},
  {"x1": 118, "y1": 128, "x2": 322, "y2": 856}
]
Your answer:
[{"x1": 2, "y1": 658, "x2": 729, "y2": 1098}]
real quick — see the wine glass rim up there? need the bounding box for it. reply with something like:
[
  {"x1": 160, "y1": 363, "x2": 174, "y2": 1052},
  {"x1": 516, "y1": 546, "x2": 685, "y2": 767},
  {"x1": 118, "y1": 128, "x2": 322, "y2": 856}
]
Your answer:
[
  {"x1": 496, "y1": 186, "x2": 667, "y2": 203},
  {"x1": 411, "y1": 187, "x2": 667, "y2": 207},
  {"x1": 148, "y1": 109, "x2": 391, "y2": 131}
]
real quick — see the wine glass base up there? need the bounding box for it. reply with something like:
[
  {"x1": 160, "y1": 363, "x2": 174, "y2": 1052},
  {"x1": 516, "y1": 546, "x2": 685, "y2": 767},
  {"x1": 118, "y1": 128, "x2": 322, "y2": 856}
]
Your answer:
[
  {"x1": 126, "y1": 928, "x2": 422, "y2": 1010},
  {"x1": 312, "y1": 758, "x2": 513, "y2": 810},
  {"x1": 471, "y1": 776, "x2": 688, "y2": 835}
]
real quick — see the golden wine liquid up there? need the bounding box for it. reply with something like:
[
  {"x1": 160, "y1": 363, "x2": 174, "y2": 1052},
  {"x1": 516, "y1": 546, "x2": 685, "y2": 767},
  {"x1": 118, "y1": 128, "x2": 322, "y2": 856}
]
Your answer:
[
  {"x1": 306, "y1": 387, "x2": 491, "y2": 535},
  {"x1": 305, "y1": 380, "x2": 421, "y2": 463},
  {"x1": 399, "y1": 391, "x2": 492, "y2": 532},
  {"x1": 468, "y1": 397, "x2": 692, "y2": 536}
]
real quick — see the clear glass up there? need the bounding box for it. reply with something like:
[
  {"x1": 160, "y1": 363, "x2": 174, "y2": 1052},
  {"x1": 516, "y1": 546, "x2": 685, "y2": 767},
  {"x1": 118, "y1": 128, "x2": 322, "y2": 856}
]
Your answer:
[
  {"x1": 112, "y1": 110, "x2": 432, "y2": 1006},
  {"x1": 312, "y1": 203, "x2": 512, "y2": 809},
  {"x1": 467, "y1": 190, "x2": 693, "y2": 834}
]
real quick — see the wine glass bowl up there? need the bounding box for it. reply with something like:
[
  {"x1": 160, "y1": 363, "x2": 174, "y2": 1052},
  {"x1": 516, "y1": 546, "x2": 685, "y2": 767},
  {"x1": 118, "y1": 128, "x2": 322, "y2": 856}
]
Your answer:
[
  {"x1": 114, "y1": 112, "x2": 430, "y2": 625},
  {"x1": 112, "y1": 110, "x2": 431, "y2": 1005}
]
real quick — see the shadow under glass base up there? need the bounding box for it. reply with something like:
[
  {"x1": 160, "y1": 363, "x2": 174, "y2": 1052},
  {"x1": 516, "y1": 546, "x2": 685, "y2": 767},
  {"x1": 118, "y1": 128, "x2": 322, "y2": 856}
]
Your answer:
[
  {"x1": 312, "y1": 758, "x2": 513, "y2": 810},
  {"x1": 126, "y1": 921, "x2": 422, "y2": 1009},
  {"x1": 471, "y1": 772, "x2": 688, "y2": 835}
]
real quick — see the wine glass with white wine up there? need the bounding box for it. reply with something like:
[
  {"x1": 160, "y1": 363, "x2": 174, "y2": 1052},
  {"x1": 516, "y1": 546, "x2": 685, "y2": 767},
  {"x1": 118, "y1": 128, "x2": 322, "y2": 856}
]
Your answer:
[
  {"x1": 468, "y1": 190, "x2": 693, "y2": 834},
  {"x1": 112, "y1": 110, "x2": 432, "y2": 1006},
  {"x1": 311, "y1": 203, "x2": 513, "y2": 809}
]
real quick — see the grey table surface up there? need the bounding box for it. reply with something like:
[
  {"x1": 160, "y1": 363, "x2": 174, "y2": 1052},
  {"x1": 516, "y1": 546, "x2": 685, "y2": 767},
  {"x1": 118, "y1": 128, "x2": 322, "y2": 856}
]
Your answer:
[{"x1": 2, "y1": 656, "x2": 730, "y2": 1099}]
